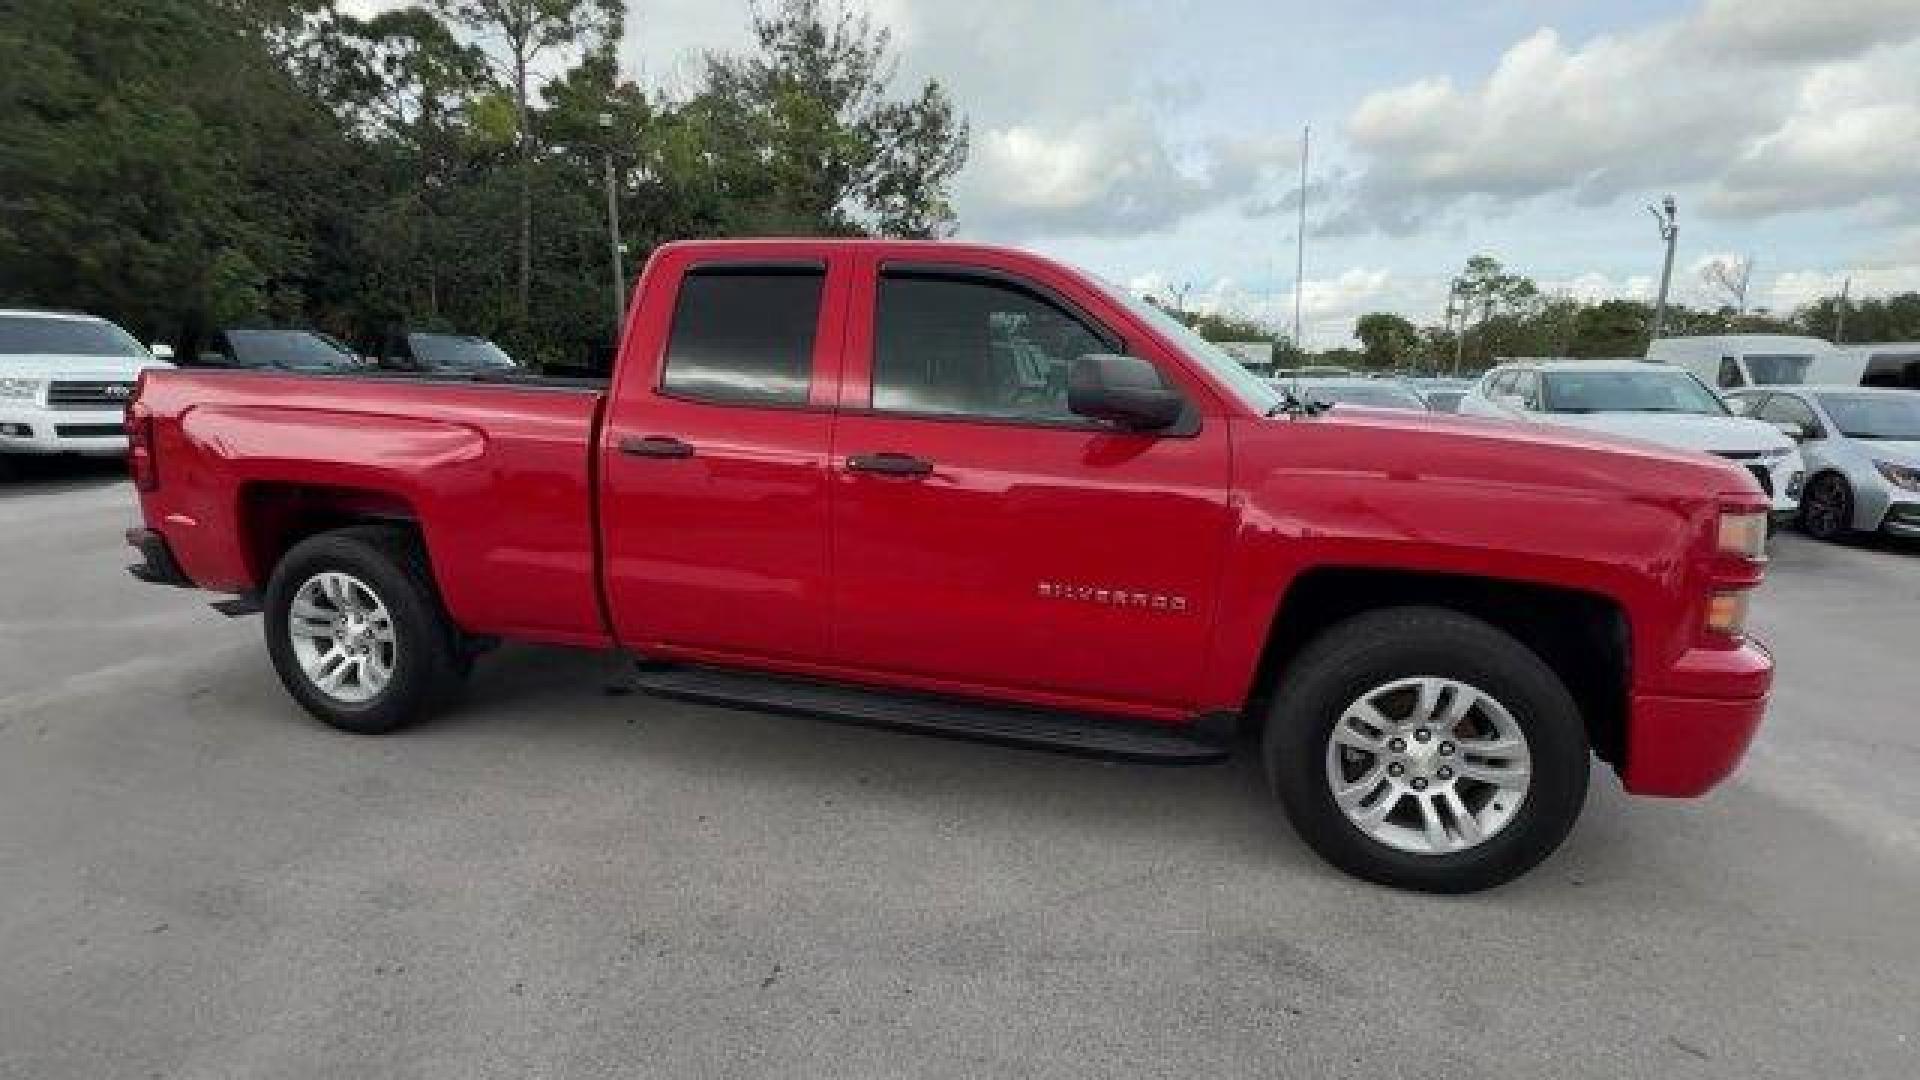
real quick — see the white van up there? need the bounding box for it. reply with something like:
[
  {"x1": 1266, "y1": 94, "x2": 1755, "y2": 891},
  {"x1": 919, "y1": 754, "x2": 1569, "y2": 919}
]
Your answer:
[
  {"x1": 1646, "y1": 334, "x2": 1858, "y2": 390},
  {"x1": 1838, "y1": 343, "x2": 1920, "y2": 389}
]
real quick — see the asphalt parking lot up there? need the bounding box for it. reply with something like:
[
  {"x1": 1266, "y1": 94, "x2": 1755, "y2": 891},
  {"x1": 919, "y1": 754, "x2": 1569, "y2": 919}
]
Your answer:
[{"x1": 1, "y1": 460, "x2": 1916, "y2": 1080}]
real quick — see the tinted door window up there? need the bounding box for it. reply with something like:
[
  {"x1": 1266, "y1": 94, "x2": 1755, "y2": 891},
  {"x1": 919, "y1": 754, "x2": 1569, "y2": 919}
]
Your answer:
[
  {"x1": 872, "y1": 270, "x2": 1112, "y2": 423},
  {"x1": 1718, "y1": 356, "x2": 1746, "y2": 388},
  {"x1": 661, "y1": 267, "x2": 824, "y2": 404},
  {"x1": 1744, "y1": 353, "x2": 1813, "y2": 384},
  {"x1": 1863, "y1": 352, "x2": 1920, "y2": 389}
]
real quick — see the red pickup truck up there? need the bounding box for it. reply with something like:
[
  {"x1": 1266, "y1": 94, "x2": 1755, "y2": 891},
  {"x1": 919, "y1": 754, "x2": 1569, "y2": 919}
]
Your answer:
[{"x1": 126, "y1": 238, "x2": 1772, "y2": 892}]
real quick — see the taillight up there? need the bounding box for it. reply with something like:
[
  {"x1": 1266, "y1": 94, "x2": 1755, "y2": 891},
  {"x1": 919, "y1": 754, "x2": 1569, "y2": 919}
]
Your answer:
[{"x1": 126, "y1": 402, "x2": 157, "y2": 491}]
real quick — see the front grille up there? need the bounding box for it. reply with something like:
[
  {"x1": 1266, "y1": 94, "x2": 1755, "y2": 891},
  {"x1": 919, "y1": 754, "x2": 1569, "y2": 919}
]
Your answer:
[
  {"x1": 54, "y1": 423, "x2": 126, "y2": 439},
  {"x1": 47, "y1": 380, "x2": 136, "y2": 410},
  {"x1": 1746, "y1": 464, "x2": 1773, "y2": 497}
]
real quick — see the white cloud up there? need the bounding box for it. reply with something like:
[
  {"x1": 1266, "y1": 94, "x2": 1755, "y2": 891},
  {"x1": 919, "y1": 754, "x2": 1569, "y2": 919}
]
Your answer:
[{"x1": 1337, "y1": 0, "x2": 1920, "y2": 234}]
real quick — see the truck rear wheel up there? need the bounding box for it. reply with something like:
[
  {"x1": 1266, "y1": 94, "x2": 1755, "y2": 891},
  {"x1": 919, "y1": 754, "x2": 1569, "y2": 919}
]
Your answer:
[
  {"x1": 1264, "y1": 607, "x2": 1589, "y2": 893},
  {"x1": 263, "y1": 525, "x2": 465, "y2": 734}
]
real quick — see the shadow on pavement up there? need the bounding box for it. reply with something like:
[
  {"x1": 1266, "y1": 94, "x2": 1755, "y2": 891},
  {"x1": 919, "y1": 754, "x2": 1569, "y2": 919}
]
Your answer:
[{"x1": 0, "y1": 454, "x2": 127, "y2": 496}]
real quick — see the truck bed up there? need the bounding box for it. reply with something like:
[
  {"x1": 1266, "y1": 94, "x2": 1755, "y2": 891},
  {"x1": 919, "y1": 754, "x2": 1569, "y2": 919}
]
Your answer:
[{"x1": 134, "y1": 368, "x2": 612, "y2": 647}]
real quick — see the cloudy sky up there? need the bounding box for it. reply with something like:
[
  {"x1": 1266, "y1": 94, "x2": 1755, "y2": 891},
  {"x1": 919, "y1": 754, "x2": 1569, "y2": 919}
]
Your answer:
[{"x1": 397, "y1": 0, "x2": 1920, "y2": 345}]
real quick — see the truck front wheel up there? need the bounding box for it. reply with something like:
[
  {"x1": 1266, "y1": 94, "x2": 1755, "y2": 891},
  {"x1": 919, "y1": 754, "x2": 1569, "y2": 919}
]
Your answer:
[
  {"x1": 263, "y1": 526, "x2": 466, "y2": 734},
  {"x1": 1264, "y1": 607, "x2": 1590, "y2": 893}
]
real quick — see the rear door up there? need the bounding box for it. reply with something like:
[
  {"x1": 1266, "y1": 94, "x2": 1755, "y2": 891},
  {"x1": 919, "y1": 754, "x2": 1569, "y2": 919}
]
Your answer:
[
  {"x1": 826, "y1": 255, "x2": 1235, "y2": 713},
  {"x1": 598, "y1": 250, "x2": 849, "y2": 666}
]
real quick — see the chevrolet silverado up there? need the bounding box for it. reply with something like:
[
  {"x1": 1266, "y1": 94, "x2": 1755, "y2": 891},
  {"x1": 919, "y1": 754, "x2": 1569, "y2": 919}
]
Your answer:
[{"x1": 125, "y1": 239, "x2": 1773, "y2": 892}]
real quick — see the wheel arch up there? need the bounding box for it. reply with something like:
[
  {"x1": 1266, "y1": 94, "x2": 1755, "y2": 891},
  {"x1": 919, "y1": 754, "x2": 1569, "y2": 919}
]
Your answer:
[
  {"x1": 238, "y1": 481, "x2": 426, "y2": 588},
  {"x1": 1247, "y1": 565, "x2": 1631, "y2": 767}
]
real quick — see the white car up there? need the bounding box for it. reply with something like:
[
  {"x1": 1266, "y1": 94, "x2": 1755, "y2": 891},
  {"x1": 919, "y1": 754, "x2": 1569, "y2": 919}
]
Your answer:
[
  {"x1": 1459, "y1": 360, "x2": 1805, "y2": 518},
  {"x1": 0, "y1": 309, "x2": 171, "y2": 463}
]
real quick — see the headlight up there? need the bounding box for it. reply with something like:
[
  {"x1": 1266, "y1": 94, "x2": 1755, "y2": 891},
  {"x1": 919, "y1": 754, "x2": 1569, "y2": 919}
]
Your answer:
[
  {"x1": 1716, "y1": 509, "x2": 1768, "y2": 559},
  {"x1": 1874, "y1": 460, "x2": 1920, "y2": 493},
  {"x1": 0, "y1": 377, "x2": 42, "y2": 401}
]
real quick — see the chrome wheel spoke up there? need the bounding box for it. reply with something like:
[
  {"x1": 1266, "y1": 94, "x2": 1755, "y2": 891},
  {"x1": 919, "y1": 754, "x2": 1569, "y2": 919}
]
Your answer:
[
  {"x1": 1333, "y1": 710, "x2": 1388, "y2": 752},
  {"x1": 1409, "y1": 680, "x2": 1443, "y2": 726},
  {"x1": 313, "y1": 648, "x2": 351, "y2": 692},
  {"x1": 1439, "y1": 683, "x2": 1478, "y2": 731},
  {"x1": 1441, "y1": 786, "x2": 1483, "y2": 847},
  {"x1": 1414, "y1": 792, "x2": 1450, "y2": 851},
  {"x1": 1455, "y1": 759, "x2": 1530, "y2": 789},
  {"x1": 1456, "y1": 735, "x2": 1523, "y2": 758},
  {"x1": 289, "y1": 615, "x2": 333, "y2": 639}
]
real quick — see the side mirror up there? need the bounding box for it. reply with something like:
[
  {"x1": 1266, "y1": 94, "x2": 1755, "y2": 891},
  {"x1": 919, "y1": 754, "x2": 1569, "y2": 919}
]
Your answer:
[
  {"x1": 149, "y1": 342, "x2": 175, "y2": 361},
  {"x1": 1068, "y1": 353, "x2": 1184, "y2": 431},
  {"x1": 1494, "y1": 393, "x2": 1529, "y2": 411},
  {"x1": 1771, "y1": 419, "x2": 1809, "y2": 441}
]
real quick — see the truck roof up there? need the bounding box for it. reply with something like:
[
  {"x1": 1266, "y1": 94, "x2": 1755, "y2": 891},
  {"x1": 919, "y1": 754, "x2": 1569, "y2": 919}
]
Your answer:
[{"x1": 0, "y1": 308, "x2": 104, "y2": 322}]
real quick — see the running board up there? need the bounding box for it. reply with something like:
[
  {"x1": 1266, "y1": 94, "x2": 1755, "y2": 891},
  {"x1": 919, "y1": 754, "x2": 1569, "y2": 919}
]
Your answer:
[{"x1": 625, "y1": 664, "x2": 1232, "y2": 765}]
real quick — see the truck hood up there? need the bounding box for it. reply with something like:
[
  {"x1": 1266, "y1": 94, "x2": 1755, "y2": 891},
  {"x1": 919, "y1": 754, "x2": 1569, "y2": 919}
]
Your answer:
[
  {"x1": 0, "y1": 353, "x2": 171, "y2": 381},
  {"x1": 1253, "y1": 406, "x2": 1764, "y2": 504},
  {"x1": 1534, "y1": 411, "x2": 1793, "y2": 456}
]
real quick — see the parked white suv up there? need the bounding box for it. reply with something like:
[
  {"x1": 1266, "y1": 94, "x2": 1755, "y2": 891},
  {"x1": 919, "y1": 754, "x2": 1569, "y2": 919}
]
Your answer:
[
  {"x1": 1459, "y1": 359, "x2": 1806, "y2": 519},
  {"x1": 0, "y1": 310, "x2": 171, "y2": 463}
]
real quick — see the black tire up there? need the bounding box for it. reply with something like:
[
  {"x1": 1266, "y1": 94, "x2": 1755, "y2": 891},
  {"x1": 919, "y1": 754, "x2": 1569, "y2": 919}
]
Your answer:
[
  {"x1": 263, "y1": 525, "x2": 466, "y2": 734},
  {"x1": 1798, "y1": 472, "x2": 1853, "y2": 542},
  {"x1": 1264, "y1": 607, "x2": 1590, "y2": 893}
]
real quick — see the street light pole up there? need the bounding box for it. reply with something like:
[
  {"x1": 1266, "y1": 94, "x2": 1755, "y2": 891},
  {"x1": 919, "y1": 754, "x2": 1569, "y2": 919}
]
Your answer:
[
  {"x1": 1292, "y1": 124, "x2": 1309, "y2": 352},
  {"x1": 1648, "y1": 195, "x2": 1678, "y2": 340},
  {"x1": 598, "y1": 113, "x2": 626, "y2": 336},
  {"x1": 1449, "y1": 278, "x2": 1466, "y2": 375}
]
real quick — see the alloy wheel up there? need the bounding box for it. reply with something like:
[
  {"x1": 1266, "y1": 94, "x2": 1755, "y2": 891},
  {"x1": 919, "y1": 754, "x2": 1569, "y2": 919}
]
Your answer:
[
  {"x1": 1323, "y1": 677, "x2": 1532, "y2": 855},
  {"x1": 287, "y1": 571, "x2": 397, "y2": 703}
]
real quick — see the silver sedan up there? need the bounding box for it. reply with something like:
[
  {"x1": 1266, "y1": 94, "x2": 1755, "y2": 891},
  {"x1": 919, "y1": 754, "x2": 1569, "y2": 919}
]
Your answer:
[{"x1": 1727, "y1": 386, "x2": 1920, "y2": 540}]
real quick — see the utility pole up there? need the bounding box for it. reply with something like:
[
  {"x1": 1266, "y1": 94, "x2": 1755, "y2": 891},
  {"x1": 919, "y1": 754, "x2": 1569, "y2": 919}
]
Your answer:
[
  {"x1": 1292, "y1": 124, "x2": 1309, "y2": 352},
  {"x1": 1443, "y1": 276, "x2": 1459, "y2": 374},
  {"x1": 1647, "y1": 195, "x2": 1678, "y2": 340},
  {"x1": 1834, "y1": 276, "x2": 1851, "y2": 343},
  {"x1": 598, "y1": 113, "x2": 627, "y2": 337}
]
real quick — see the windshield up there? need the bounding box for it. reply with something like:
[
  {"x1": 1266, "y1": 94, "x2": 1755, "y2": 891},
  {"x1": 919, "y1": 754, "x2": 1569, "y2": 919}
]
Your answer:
[
  {"x1": 1094, "y1": 282, "x2": 1284, "y2": 414},
  {"x1": 410, "y1": 333, "x2": 517, "y2": 370},
  {"x1": 1744, "y1": 353, "x2": 1814, "y2": 385},
  {"x1": 1296, "y1": 382, "x2": 1428, "y2": 411},
  {"x1": 226, "y1": 329, "x2": 358, "y2": 371},
  {"x1": 1541, "y1": 369, "x2": 1728, "y2": 415},
  {"x1": 0, "y1": 315, "x2": 146, "y2": 358},
  {"x1": 1817, "y1": 393, "x2": 1920, "y2": 440}
]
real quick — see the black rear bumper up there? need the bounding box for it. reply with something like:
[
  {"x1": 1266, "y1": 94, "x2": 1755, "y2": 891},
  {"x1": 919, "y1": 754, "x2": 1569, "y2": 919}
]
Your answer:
[{"x1": 126, "y1": 527, "x2": 194, "y2": 588}]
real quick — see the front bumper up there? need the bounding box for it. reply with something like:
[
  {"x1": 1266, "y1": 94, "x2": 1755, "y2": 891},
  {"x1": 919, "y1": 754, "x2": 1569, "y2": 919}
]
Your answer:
[
  {"x1": 0, "y1": 406, "x2": 128, "y2": 455},
  {"x1": 1876, "y1": 495, "x2": 1920, "y2": 537},
  {"x1": 1621, "y1": 639, "x2": 1772, "y2": 797}
]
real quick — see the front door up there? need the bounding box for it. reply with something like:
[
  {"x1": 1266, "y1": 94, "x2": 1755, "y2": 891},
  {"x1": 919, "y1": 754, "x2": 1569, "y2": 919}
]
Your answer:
[{"x1": 828, "y1": 259, "x2": 1234, "y2": 713}]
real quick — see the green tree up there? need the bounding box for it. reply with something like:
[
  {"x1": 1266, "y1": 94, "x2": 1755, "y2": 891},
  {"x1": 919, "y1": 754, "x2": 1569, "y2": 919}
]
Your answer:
[
  {"x1": 696, "y1": 0, "x2": 968, "y2": 236},
  {"x1": 0, "y1": 0, "x2": 353, "y2": 347},
  {"x1": 432, "y1": 0, "x2": 623, "y2": 319},
  {"x1": 1354, "y1": 311, "x2": 1419, "y2": 369}
]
